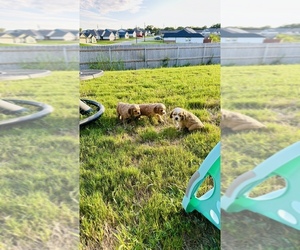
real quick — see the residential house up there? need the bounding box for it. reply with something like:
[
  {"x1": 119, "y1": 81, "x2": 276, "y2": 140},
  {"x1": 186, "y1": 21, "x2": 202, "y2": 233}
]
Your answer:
[
  {"x1": 80, "y1": 33, "x2": 88, "y2": 43},
  {"x1": 163, "y1": 28, "x2": 204, "y2": 43},
  {"x1": 0, "y1": 33, "x2": 15, "y2": 43},
  {"x1": 80, "y1": 32, "x2": 97, "y2": 43},
  {"x1": 118, "y1": 29, "x2": 129, "y2": 39},
  {"x1": 102, "y1": 29, "x2": 115, "y2": 41},
  {"x1": 220, "y1": 28, "x2": 265, "y2": 43},
  {"x1": 82, "y1": 29, "x2": 99, "y2": 41},
  {"x1": 63, "y1": 29, "x2": 79, "y2": 40},
  {"x1": 134, "y1": 28, "x2": 143, "y2": 37},
  {"x1": 38, "y1": 29, "x2": 53, "y2": 40},
  {"x1": 8, "y1": 31, "x2": 37, "y2": 43},
  {"x1": 46, "y1": 29, "x2": 77, "y2": 41},
  {"x1": 110, "y1": 29, "x2": 119, "y2": 39},
  {"x1": 96, "y1": 29, "x2": 105, "y2": 40},
  {"x1": 127, "y1": 30, "x2": 136, "y2": 38}
]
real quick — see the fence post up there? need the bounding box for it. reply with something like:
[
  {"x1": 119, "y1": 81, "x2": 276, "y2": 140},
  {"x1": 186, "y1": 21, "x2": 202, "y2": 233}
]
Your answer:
[
  {"x1": 144, "y1": 47, "x2": 147, "y2": 68},
  {"x1": 176, "y1": 46, "x2": 180, "y2": 67},
  {"x1": 109, "y1": 47, "x2": 112, "y2": 68},
  {"x1": 262, "y1": 43, "x2": 269, "y2": 64},
  {"x1": 63, "y1": 47, "x2": 69, "y2": 69},
  {"x1": 203, "y1": 44, "x2": 206, "y2": 64}
]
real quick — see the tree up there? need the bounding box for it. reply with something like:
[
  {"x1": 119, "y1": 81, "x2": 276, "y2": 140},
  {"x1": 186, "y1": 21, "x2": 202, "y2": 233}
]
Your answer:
[
  {"x1": 164, "y1": 27, "x2": 175, "y2": 31},
  {"x1": 210, "y1": 23, "x2": 221, "y2": 29},
  {"x1": 209, "y1": 34, "x2": 220, "y2": 42},
  {"x1": 278, "y1": 24, "x2": 300, "y2": 28}
]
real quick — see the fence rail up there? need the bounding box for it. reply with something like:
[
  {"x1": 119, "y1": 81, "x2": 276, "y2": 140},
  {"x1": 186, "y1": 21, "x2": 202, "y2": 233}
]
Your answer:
[
  {"x1": 0, "y1": 45, "x2": 79, "y2": 70},
  {"x1": 79, "y1": 44, "x2": 220, "y2": 70},
  {"x1": 221, "y1": 43, "x2": 300, "y2": 65},
  {"x1": 1, "y1": 43, "x2": 300, "y2": 71}
]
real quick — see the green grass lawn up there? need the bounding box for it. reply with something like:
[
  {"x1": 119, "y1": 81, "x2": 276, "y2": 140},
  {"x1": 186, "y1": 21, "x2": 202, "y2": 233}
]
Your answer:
[
  {"x1": 80, "y1": 65, "x2": 221, "y2": 249},
  {"x1": 0, "y1": 71, "x2": 79, "y2": 249},
  {"x1": 221, "y1": 64, "x2": 300, "y2": 249}
]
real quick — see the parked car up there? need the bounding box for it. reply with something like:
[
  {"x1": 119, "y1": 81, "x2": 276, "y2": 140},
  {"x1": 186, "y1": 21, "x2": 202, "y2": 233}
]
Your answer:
[{"x1": 154, "y1": 36, "x2": 162, "y2": 40}]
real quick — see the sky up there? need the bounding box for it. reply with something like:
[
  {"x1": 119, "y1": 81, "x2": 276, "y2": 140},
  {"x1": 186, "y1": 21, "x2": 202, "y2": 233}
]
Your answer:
[
  {"x1": 222, "y1": 0, "x2": 299, "y2": 28},
  {"x1": 0, "y1": 0, "x2": 79, "y2": 31},
  {"x1": 80, "y1": 0, "x2": 220, "y2": 30},
  {"x1": 0, "y1": 0, "x2": 298, "y2": 31}
]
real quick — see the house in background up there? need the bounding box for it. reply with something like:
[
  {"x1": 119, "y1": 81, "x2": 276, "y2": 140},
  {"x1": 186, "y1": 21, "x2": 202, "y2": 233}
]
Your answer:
[
  {"x1": 118, "y1": 29, "x2": 129, "y2": 39},
  {"x1": 163, "y1": 28, "x2": 204, "y2": 43},
  {"x1": 96, "y1": 29, "x2": 105, "y2": 40},
  {"x1": 127, "y1": 30, "x2": 136, "y2": 38},
  {"x1": 46, "y1": 29, "x2": 77, "y2": 41},
  {"x1": 134, "y1": 28, "x2": 143, "y2": 37},
  {"x1": 8, "y1": 30, "x2": 37, "y2": 43},
  {"x1": 111, "y1": 29, "x2": 119, "y2": 39},
  {"x1": 221, "y1": 28, "x2": 265, "y2": 43},
  {"x1": 102, "y1": 29, "x2": 116, "y2": 41},
  {"x1": 80, "y1": 33, "x2": 88, "y2": 43},
  {"x1": 80, "y1": 32, "x2": 97, "y2": 43},
  {"x1": 0, "y1": 33, "x2": 15, "y2": 43}
]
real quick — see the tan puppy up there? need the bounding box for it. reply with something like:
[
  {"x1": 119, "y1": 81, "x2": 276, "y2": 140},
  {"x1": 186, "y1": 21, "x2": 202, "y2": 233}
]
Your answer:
[
  {"x1": 116, "y1": 102, "x2": 141, "y2": 123},
  {"x1": 139, "y1": 103, "x2": 166, "y2": 123},
  {"x1": 221, "y1": 109, "x2": 266, "y2": 131},
  {"x1": 170, "y1": 107, "x2": 204, "y2": 131}
]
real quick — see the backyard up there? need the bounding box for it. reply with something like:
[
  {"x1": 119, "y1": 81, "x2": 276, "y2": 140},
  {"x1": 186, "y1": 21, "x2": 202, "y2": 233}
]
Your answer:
[
  {"x1": 0, "y1": 71, "x2": 79, "y2": 249},
  {"x1": 80, "y1": 65, "x2": 221, "y2": 249},
  {"x1": 221, "y1": 64, "x2": 300, "y2": 249}
]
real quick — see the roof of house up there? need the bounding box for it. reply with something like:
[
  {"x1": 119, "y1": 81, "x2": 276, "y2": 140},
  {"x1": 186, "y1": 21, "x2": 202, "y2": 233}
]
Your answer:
[
  {"x1": 37, "y1": 30, "x2": 53, "y2": 36},
  {"x1": 164, "y1": 28, "x2": 204, "y2": 38},
  {"x1": 127, "y1": 30, "x2": 136, "y2": 34},
  {"x1": 83, "y1": 29, "x2": 99, "y2": 37},
  {"x1": 221, "y1": 28, "x2": 265, "y2": 38},
  {"x1": 102, "y1": 30, "x2": 115, "y2": 37}
]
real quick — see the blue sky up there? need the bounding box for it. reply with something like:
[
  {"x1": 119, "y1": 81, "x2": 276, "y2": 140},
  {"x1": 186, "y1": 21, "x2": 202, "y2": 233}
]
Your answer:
[
  {"x1": 0, "y1": 0, "x2": 79, "y2": 30},
  {"x1": 0, "y1": 0, "x2": 298, "y2": 31},
  {"x1": 80, "y1": 0, "x2": 220, "y2": 30}
]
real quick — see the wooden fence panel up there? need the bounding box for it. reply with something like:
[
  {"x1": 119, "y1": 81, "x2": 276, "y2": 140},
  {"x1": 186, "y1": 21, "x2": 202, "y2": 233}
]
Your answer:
[
  {"x1": 79, "y1": 44, "x2": 221, "y2": 70},
  {"x1": 221, "y1": 43, "x2": 300, "y2": 65},
  {"x1": 0, "y1": 45, "x2": 79, "y2": 70},
  {"x1": 1, "y1": 43, "x2": 299, "y2": 70}
]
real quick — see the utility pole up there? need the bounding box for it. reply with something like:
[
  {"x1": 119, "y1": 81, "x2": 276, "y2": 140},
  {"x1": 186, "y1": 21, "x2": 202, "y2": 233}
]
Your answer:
[
  {"x1": 136, "y1": 25, "x2": 137, "y2": 44},
  {"x1": 144, "y1": 22, "x2": 146, "y2": 42}
]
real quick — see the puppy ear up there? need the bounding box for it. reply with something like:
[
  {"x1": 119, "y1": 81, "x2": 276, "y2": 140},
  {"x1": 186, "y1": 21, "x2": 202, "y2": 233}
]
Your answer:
[
  {"x1": 154, "y1": 105, "x2": 159, "y2": 113},
  {"x1": 128, "y1": 107, "x2": 133, "y2": 115},
  {"x1": 170, "y1": 110, "x2": 174, "y2": 118}
]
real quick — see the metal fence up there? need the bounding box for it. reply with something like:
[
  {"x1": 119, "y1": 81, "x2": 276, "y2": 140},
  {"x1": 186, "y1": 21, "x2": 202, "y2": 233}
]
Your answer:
[
  {"x1": 79, "y1": 43, "x2": 221, "y2": 70},
  {"x1": 0, "y1": 45, "x2": 79, "y2": 70},
  {"x1": 221, "y1": 43, "x2": 300, "y2": 66}
]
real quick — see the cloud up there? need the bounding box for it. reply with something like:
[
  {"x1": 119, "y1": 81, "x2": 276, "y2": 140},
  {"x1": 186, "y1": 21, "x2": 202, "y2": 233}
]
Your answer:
[
  {"x1": 81, "y1": 0, "x2": 143, "y2": 14},
  {"x1": 1, "y1": 0, "x2": 78, "y2": 13}
]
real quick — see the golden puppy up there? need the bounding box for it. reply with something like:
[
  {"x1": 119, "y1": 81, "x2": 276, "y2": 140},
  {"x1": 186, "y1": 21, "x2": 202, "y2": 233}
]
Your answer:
[
  {"x1": 221, "y1": 109, "x2": 266, "y2": 131},
  {"x1": 170, "y1": 107, "x2": 204, "y2": 131},
  {"x1": 116, "y1": 102, "x2": 141, "y2": 123},
  {"x1": 139, "y1": 103, "x2": 166, "y2": 123}
]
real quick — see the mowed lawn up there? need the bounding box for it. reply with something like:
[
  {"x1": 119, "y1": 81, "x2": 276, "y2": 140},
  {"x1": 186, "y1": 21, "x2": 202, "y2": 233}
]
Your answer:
[
  {"x1": 0, "y1": 72, "x2": 79, "y2": 249},
  {"x1": 221, "y1": 64, "x2": 300, "y2": 250},
  {"x1": 80, "y1": 65, "x2": 221, "y2": 249}
]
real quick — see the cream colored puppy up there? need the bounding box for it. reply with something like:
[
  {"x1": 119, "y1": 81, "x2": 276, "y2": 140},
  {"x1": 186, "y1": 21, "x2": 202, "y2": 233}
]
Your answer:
[
  {"x1": 221, "y1": 109, "x2": 266, "y2": 131},
  {"x1": 170, "y1": 107, "x2": 204, "y2": 131},
  {"x1": 139, "y1": 103, "x2": 166, "y2": 123},
  {"x1": 117, "y1": 102, "x2": 141, "y2": 122}
]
